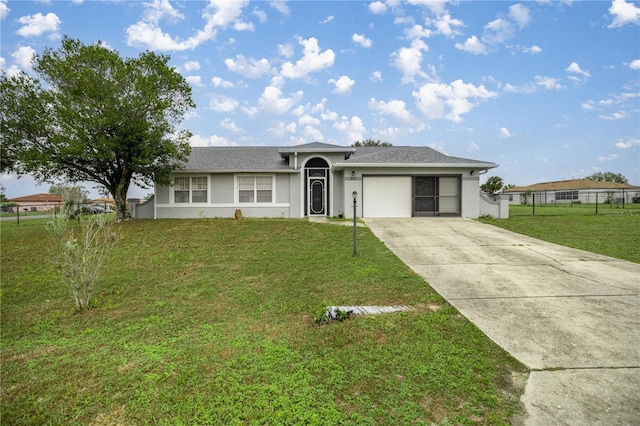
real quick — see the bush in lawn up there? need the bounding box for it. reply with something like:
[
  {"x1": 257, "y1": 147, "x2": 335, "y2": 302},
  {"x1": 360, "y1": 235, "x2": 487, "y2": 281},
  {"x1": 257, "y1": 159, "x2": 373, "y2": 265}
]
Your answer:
[{"x1": 47, "y1": 210, "x2": 117, "y2": 311}]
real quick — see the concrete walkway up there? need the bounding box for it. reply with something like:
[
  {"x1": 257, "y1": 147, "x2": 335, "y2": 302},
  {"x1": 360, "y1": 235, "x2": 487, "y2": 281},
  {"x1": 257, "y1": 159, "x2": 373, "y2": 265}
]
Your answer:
[{"x1": 365, "y1": 218, "x2": 640, "y2": 425}]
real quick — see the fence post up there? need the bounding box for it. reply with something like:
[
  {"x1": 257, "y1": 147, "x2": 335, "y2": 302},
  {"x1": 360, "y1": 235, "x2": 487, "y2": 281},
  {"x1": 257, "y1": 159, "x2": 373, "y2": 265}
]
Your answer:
[
  {"x1": 16, "y1": 206, "x2": 20, "y2": 225},
  {"x1": 532, "y1": 193, "x2": 535, "y2": 216},
  {"x1": 595, "y1": 193, "x2": 598, "y2": 215}
]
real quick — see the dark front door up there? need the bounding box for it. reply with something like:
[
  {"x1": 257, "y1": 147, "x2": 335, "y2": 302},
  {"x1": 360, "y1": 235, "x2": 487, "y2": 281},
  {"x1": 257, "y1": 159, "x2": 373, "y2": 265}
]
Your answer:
[{"x1": 309, "y1": 178, "x2": 326, "y2": 215}]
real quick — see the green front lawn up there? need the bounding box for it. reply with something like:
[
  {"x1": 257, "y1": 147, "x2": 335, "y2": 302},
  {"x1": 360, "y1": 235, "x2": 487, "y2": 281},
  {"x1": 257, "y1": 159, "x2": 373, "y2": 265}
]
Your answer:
[
  {"x1": 480, "y1": 207, "x2": 640, "y2": 263},
  {"x1": 1, "y1": 219, "x2": 526, "y2": 425}
]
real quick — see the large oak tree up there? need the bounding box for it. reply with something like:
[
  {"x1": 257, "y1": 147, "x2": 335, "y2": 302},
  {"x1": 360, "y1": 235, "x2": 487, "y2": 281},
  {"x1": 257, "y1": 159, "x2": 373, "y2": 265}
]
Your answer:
[{"x1": 1, "y1": 37, "x2": 195, "y2": 220}]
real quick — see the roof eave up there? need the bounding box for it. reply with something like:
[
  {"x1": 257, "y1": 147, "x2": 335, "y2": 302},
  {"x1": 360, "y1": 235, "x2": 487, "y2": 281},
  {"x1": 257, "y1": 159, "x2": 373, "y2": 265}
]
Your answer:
[
  {"x1": 333, "y1": 162, "x2": 498, "y2": 170},
  {"x1": 175, "y1": 169, "x2": 298, "y2": 174}
]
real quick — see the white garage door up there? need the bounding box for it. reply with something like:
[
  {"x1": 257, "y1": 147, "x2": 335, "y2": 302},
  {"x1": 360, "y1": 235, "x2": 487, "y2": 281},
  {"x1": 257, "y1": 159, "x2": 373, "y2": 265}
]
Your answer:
[{"x1": 363, "y1": 176, "x2": 412, "y2": 218}]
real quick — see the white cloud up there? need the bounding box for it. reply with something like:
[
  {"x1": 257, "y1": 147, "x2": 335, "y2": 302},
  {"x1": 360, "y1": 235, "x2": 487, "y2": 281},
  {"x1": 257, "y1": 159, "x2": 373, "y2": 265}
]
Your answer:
[
  {"x1": 409, "y1": 0, "x2": 449, "y2": 16},
  {"x1": 1, "y1": 0, "x2": 9, "y2": 20},
  {"x1": 252, "y1": 9, "x2": 267, "y2": 23},
  {"x1": 599, "y1": 111, "x2": 629, "y2": 120},
  {"x1": 211, "y1": 76, "x2": 234, "y2": 88},
  {"x1": 597, "y1": 153, "x2": 619, "y2": 161},
  {"x1": 181, "y1": 61, "x2": 201, "y2": 72},
  {"x1": 534, "y1": 75, "x2": 565, "y2": 90},
  {"x1": 320, "y1": 15, "x2": 334, "y2": 24},
  {"x1": 278, "y1": 43, "x2": 294, "y2": 58},
  {"x1": 483, "y1": 18, "x2": 514, "y2": 44},
  {"x1": 427, "y1": 14, "x2": 464, "y2": 37},
  {"x1": 209, "y1": 94, "x2": 239, "y2": 112},
  {"x1": 225, "y1": 54, "x2": 272, "y2": 78},
  {"x1": 333, "y1": 115, "x2": 366, "y2": 142},
  {"x1": 267, "y1": 121, "x2": 297, "y2": 138},
  {"x1": 301, "y1": 125, "x2": 324, "y2": 141},
  {"x1": 522, "y1": 45, "x2": 542, "y2": 54},
  {"x1": 405, "y1": 24, "x2": 432, "y2": 40},
  {"x1": 190, "y1": 134, "x2": 236, "y2": 147},
  {"x1": 615, "y1": 137, "x2": 640, "y2": 149},
  {"x1": 499, "y1": 127, "x2": 513, "y2": 138},
  {"x1": 608, "y1": 0, "x2": 640, "y2": 28},
  {"x1": 11, "y1": 46, "x2": 35, "y2": 70},
  {"x1": 352, "y1": 33, "x2": 373, "y2": 48},
  {"x1": 127, "y1": 0, "x2": 252, "y2": 51},
  {"x1": 16, "y1": 12, "x2": 61, "y2": 38},
  {"x1": 413, "y1": 80, "x2": 497, "y2": 122},
  {"x1": 581, "y1": 101, "x2": 595, "y2": 110},
  {"x1": 391, "y1": 39, "x2": 429, "y2": 84},
  {"x1": 369, "y1": 1, "x2": 387, "y2": 14},
  {"x1": 509, "y1": 4, "x2": 531, "y2": 28},
  {"x1": 628, "y1": 59, "x2": 640, "y2": 69},
  {"x1": 467, "y1": 142, "x2": 479, "y2": 152},
  {"x1": 455, "y1": 35, "x2": 488, "y2": 55},
  {"x1": 142, "y1": 0, "x2": 184, "y2": 24},
  {"x1": 503, "y1": 82, "x2": 536, "y2": 94},
  {"x1": 185, "y1": 75, "x2": 203, "y2": 87},
  {"x1": 280, "y1": 37, "x2": 335, "y2": 80},
  {"x1": 269, "y1": 1, "x2": 290, "y2": 16},
  {"x1": 258, "y1": 77, "x2": 303, "y2": 114},
  {"x1": 220, "y1": 118, "x2": 242, "y2": 132},
  {"x1": 310, "y1": 98, "x2": 338, "y2": 121},
  {"x1": 298, "y1": 114, "x2": 320, "y2": 126},
  {"x1": 368, "y1": 97, "x2": 415, "y2": 122},
  {"x1": 370, "y1": 71, "x2": 383, "y2": 82},
  {"x1": 565, "y1": 61, "x2": 591, "y2": 81},
  {"x1": 329, "y1": 75, "x2": 355, "y2": 95}
]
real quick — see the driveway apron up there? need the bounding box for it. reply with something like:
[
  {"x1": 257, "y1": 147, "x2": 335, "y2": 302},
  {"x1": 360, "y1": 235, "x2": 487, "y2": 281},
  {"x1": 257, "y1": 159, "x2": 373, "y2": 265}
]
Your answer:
[{"x1": 365, "y1": 218, "x2": 640, "y2": 425}]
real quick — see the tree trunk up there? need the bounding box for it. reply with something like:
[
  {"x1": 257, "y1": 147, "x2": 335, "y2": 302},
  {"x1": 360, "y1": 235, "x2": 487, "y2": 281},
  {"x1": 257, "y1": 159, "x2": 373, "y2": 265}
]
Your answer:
[{"x1": 113, "y1": 177, "x2": 131, "y2": 222}]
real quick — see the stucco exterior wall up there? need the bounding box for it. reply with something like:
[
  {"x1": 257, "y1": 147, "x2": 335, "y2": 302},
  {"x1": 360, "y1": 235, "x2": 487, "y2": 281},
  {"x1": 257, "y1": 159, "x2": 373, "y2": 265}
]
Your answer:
[{"x1": 155, "y1": 172, "x2": 294, "y2": 219}]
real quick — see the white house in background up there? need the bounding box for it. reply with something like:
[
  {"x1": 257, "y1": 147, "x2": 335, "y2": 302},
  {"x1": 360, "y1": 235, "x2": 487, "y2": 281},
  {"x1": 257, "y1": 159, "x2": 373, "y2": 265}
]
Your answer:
[
  {"x1": 503, "y1": 179, "x2": 640, "y2": 205},
  {"x1": 135, "y1": 142, "x2": 507, "y2": 219}
]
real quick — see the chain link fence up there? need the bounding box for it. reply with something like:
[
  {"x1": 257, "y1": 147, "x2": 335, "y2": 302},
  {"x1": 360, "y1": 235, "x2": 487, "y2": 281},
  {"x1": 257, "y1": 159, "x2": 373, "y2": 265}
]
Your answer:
[
  {"x1": 0, "y1": 201, "x2": 115, "y2": 224},
  {"x1": 507, "y1": 189, "x2": 640, "y2": 216}
]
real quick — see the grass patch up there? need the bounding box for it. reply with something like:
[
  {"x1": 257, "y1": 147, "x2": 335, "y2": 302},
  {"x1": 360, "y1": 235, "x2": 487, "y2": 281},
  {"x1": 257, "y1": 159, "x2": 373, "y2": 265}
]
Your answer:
[
  {"x1": 1, "y1": 218, "x2": 526, "y2": 424},
  {"x1": 480, "y1": 206, "x2": 640, "y2": 263}
]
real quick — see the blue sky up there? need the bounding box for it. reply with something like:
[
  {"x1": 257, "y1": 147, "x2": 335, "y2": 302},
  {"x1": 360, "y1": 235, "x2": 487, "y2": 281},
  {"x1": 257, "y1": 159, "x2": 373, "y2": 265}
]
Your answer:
[{"x1": 1, "y1": 0, "x2": 639, "y2": 199}]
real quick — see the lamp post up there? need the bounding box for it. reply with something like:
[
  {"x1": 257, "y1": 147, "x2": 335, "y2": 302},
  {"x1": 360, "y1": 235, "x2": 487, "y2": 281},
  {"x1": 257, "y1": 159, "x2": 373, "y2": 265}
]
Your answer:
[{"x1": 352, "y1": 191, "x2": 358, "y2": 256}]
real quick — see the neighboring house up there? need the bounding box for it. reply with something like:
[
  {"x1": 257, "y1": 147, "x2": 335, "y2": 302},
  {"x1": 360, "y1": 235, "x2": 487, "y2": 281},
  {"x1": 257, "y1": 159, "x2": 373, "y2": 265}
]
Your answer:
[
  {"x1": 504, "y1": 179, "x2": 640, "y2": 205},
  {"x1": 4, "y1": 193, "x2": 63, "y2": 212},
  {"x1": 138, "y1": 142, "x2": 506, "y2": 219}
]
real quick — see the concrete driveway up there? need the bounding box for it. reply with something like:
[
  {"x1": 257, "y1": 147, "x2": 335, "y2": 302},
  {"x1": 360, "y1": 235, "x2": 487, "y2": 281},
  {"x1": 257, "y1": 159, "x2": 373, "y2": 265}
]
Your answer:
[{"x1": 364, "y1": 218, "x2": 640, "y2": 425}]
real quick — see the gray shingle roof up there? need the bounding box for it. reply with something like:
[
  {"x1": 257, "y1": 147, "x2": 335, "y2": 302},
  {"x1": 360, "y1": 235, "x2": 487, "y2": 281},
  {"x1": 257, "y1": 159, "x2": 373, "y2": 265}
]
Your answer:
[
  {"x1": 179, "y1": 144, "x2": 496, "y2": 172},
  {"x1": 181, "y1": 147, "x2": 291, "y2": 172},
  {"x1": 343, "y1": 146, "x2": 495, "y2": 165}
]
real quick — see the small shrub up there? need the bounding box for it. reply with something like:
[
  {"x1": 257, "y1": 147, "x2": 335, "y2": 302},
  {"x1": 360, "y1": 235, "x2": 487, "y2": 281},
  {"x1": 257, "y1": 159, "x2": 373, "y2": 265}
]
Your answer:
[{"x1": 47, "y1": 211, "x2": 118, "y2": 311}]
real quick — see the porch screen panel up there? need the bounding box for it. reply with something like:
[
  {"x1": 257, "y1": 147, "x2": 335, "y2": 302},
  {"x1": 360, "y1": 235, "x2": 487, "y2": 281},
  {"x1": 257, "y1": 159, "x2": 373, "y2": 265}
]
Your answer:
[
  {"x1": 238, "y1": 177, "x2": 254, "y2": 203},
  {"x1": 414, "y1": 176, "x2": 437, "y2": 214},
  {"x1": 438, "y1": 177, "x2": 459, "y2": 214},
  {"x1": 256, "y1": 177, "x2": 272, "y2": 203},
  {"x1": 174, "y1": 177, "x2": 190, "y2": 203}
]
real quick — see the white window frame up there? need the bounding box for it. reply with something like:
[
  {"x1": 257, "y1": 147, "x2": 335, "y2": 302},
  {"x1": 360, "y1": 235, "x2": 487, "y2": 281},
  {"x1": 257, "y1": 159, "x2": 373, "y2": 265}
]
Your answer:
[
  {"x1": 172, "y1": 175, "x2": 209, "y2": 204},
  {"x1": 235, "y1": 175, "x2": 275, "y2": 204}
]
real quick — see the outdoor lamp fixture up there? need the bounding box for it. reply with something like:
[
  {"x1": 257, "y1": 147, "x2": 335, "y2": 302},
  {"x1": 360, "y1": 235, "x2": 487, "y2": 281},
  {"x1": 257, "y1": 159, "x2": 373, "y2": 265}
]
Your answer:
[
  {"x1": 351, "y1": 170, "x2": 356, "y2": 180},
  {"x1": 352, "y1": 191, "x2": 358, "y2": 256},
  {"x1": 470, "y1": 170, "x2": 474, "y2": 176}
]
